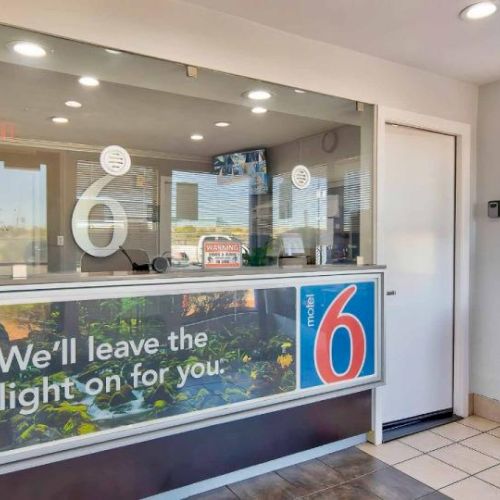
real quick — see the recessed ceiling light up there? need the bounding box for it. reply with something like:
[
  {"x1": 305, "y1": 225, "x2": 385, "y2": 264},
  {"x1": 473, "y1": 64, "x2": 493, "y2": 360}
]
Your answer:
[
  {"x1": 190, "y1": 134, "x2": 204, "y2": 141},
  {"x1": 246, "y1": 90, "x2": 272, "y2": 100},
  {"x1": 460, "y1": 1, "x2": 497, "y2": 19},
  {"x1": 214, "y1": 121, "x2": 231, "y2": 128},
  {"x1": 79, "y1": 76, "x2": 100, "y2": 87},
  {"x1": 251, "y1": 107, "x2": 268, "y2": 114},
  {"x1": 294, "y1": 89, "x2": 306, "y2": 94},
  {"x1": 11, "y1": 41, "x2": 47, "y2": 58},
  {"x1": 105, "y1": 48, "x2": 121, "y2": 54},
  {"x1": 51, "y1": 116, "x2": 69, "y2": 124},
  {"x1": 65, "y1": 100, "x2": 82, "y2": 108}
]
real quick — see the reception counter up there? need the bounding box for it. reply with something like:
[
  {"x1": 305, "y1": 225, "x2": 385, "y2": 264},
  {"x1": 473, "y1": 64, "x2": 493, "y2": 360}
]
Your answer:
[{"x1": 0, "y1": 266, "x2": 384, "y2": 497}]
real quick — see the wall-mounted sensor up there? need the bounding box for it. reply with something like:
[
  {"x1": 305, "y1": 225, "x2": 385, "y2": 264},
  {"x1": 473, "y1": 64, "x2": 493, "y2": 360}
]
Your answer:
[{"x1": 488, "y1": 201, "x2": 500, "y2": 218}]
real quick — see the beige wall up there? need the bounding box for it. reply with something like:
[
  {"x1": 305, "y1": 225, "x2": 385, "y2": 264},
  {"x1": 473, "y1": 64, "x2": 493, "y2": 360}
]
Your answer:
[
  {"x1": 269, "y1": 125, "x2": 361, "y2": 177},
  {"x1": 472, "y1": 80, "x2": 500, "y2": 401}
]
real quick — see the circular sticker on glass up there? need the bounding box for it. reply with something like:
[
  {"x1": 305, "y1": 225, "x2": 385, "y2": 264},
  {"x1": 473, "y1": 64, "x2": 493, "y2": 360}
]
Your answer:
[
  {"x1": 291, "y1": 164, "x2": 311, "y2": 189},
  {"x1": 100, "y1": 145, "x2": 131, "y2": 176}
]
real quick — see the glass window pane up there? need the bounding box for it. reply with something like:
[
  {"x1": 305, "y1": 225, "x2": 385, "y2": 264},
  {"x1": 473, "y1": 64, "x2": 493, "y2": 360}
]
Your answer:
[
  {"x1": 0, "y1": 24, "x2": 374, "y2": 283},
  {"x1": 0, "y1": 160, "x2": 47, "y2": 274}
]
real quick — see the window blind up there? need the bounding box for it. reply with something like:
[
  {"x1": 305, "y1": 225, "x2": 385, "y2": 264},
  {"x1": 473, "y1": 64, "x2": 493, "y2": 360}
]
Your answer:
[
  {"x1": 343, "y1": 168, "x2": 371, "y2": 233},
  {"x1": 76, "y1": 161, "x2": 159, "y2": 256}
]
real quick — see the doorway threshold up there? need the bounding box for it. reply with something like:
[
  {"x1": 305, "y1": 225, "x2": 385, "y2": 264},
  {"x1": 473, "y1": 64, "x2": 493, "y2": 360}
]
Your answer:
[{"x1": 383, "y1": 409, "x2": 459, "y2": 442}]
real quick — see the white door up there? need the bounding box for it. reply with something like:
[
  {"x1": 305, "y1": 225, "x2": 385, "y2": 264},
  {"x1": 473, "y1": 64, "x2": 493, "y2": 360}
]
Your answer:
[{"x1": 381, "y1": 124, "x2": 455, "y2": 424}]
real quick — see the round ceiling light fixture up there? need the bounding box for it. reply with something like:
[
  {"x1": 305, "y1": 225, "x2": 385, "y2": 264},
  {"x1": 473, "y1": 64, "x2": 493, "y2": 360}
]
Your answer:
[
  {"x1": 79, "y1": 76, "x2": 100, "y2": 87},
  {"x1": 65, "y1": 100, "x2": 82, "y2": 108},
  {"x1": 214, "y1": 121, "x2": 231, "y2": 128},
  {"x1": 10, "y1": 41, "x2": 47, "y2": 58},
  {"x1": 460, "y1": 1, "x2": 497, "y2": 19},
  {"x1": 246, "y1": 89, "x2": 272, "y2": 100},
  {"x1": 294, "y1": 89, "x2": 306, "y2": 94},
  {"x1": 190, "y1": 134, "x2": 204, "y2": 141},
  {"x1": 251, "y1": 106, "x2": 268, "y2": 114},
  {"x1": 105, "y1": 48, "x2": 121, "y2": 54},
  {"x1": 51, "y1": 116, "x2": 69, "y2": 124}
]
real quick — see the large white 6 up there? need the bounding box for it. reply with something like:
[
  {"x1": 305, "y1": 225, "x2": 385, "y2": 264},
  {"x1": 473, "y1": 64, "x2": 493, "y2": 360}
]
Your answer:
[{"x1": 72, "y1": 175, "x2": 128, "y2": 257}]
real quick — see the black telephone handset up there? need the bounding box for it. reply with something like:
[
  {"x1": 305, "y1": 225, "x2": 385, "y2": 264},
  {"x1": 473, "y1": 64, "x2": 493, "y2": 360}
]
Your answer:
[
  {"x1": 119, "y1": 247, "x2": 151, "y2": 273},
  {"x1": 119, "y1": 247, "x2": 169, "y2": 273}
]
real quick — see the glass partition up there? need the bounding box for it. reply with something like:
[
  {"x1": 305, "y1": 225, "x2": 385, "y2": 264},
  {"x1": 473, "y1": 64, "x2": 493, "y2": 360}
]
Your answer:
[{"x1": 0, "y1": 24, "x2": 374, "y2": 282}]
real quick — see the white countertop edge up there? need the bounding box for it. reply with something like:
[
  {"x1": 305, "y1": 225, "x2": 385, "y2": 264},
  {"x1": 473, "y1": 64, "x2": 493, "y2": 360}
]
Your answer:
[{"x1": 0, "y1": 266, "x2": 385, "y2": 293}]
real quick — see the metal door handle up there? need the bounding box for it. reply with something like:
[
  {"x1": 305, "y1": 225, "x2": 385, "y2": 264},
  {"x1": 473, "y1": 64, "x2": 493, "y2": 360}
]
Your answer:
[{"x1": 386, "y1": 290, "x2": 397, "y2": 296}]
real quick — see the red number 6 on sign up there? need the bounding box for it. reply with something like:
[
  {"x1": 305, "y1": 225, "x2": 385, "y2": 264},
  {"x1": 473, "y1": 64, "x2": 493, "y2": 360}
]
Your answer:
[{"x1": 314, "y1": 285, "x2": 366, "y2": 383}]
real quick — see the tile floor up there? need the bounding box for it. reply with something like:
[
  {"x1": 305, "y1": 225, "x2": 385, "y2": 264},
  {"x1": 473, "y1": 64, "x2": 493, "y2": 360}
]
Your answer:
[{"x1": 189, "y1": 416, "x2": 500, "y2": 499}]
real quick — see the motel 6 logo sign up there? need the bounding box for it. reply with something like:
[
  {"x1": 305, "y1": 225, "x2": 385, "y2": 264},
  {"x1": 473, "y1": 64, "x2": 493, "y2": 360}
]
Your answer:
[{"x1": 300, "y1": 282, "x2": 376, "y2": 389}]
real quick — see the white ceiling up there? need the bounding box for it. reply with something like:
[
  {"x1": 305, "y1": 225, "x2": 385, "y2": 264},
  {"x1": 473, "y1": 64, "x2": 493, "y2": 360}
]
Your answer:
[{"x1": 184, "y1": 0, "x2": 500, "y2": 85}]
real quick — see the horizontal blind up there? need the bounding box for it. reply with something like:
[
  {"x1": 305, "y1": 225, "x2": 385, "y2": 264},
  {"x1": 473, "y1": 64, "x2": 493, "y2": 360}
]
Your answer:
[
  {"x1": 343, "y1": 168, "x2": 371, "y2": 233},
  {"x1": 171, "y1": 171, "x2": 251, "y2": 248},
  {"x1": 76, "y1": 161, "x2": 159, "y2": 256}
]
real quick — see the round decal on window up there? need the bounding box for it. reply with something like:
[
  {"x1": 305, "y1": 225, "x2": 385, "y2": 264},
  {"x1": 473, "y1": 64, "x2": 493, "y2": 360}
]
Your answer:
[
  {"x1": 291, "y1": 164, "x2": 311, "y2": 189},
  {"x1": 100, "y1": 145, "x2": 131, "y2": 176}
]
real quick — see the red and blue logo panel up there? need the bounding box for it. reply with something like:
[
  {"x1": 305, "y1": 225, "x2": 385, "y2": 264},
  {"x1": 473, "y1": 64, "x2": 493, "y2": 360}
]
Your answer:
[{"x1": 300, "y1": 282, "x2": 376, "y2": 389}]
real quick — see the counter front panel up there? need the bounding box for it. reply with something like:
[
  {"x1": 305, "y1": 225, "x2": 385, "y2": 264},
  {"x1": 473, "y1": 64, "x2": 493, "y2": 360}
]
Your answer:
[{"x1": 0, "y1": 271, "x2": 383, "y2": 469}]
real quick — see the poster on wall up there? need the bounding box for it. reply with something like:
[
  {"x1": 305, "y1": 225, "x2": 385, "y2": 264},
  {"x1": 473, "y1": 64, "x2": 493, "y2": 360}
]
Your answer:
[
  {"x1": 300, "y1": 282, "x2": 376, "y2": 389},
  {"x1": 0, "y1": 287, "x2": 296, "y2": 453}
]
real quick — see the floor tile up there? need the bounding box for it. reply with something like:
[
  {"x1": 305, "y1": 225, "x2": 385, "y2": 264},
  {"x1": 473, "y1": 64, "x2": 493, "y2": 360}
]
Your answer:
[
  {"x1": 352, "y1": 466, "x2": 434, "y2": 500},
  {"x1": 188, "y1": 486, "x2": 238, "y2": 499},
  {"x1": 394, "y1": 455, "x2": 468, "y2": 490},
  {"x1": 477, "y1": 464, "x2": 500, "y2": 488},
  {"x1": 357, "y1": 441, "x2": 421, "y2": 465},
  {"x1": 431, "y1": 422, "x2": 481, "y2": 442},
  {"x1": 275, "y1": 458, "x2": 343, "y2": 494},
  {"x1": 227, "y1": 471, "x2": 299, "y2": 499},
  {"x1": 430, "y1": 443, "x2": 499, "y2": 474},
  {"x1": 319, "y1": 447, "x2": 387, "y2": 481},
  {"x1": 462, "y1": 433, "x2": 500, "y2": 460},
  {"x1": 420, "y1": 492, "x2": 452, "y2": 499},
  {"x1": 400, "y1": 430, "x2": 453, "y2": 452},
  {"x1": 490, "y1": 427, "x2": 500, "y2": 438},
  {"x1": 440, "y1": 476, "x2": 500, "y2": 500},
  {"x1": 305, "y1": 481, "x2": 381, "y2": 500},
  {"x1": 460, "y1": 416, "x2": 500, "y2": 432}
]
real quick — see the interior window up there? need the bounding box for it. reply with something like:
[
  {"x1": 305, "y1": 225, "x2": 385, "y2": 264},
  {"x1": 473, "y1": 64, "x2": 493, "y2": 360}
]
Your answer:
[{"x1": 0, "y1": 24, "x2": 374, "y2": 282}]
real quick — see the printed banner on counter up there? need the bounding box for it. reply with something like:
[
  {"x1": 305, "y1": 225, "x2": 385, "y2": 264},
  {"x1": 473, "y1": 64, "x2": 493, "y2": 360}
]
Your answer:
[
  {"x1": 0, "y1": 276, "x2": 380, "y2": 458},
  {"x1": 0, "y1": 288, "x2": 295, "y2": 452},
  {"x1": 300, "y1": 282, "x2": 376, "y2": 389}
]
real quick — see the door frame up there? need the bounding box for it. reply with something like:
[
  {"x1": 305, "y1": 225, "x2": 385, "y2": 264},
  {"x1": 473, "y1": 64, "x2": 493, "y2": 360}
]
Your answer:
[{"x1": 370, "y1": 106, "x2": 472, "y2": 444}]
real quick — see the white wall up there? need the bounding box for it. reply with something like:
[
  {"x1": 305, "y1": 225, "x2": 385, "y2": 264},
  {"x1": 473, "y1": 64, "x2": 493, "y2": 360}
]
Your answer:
[
  {"x1": 0, "y1": 0, "x2": 477, "y2": 125},
  {"x1": 472, "y1": 80, "x2": 500, "y2": 401}
]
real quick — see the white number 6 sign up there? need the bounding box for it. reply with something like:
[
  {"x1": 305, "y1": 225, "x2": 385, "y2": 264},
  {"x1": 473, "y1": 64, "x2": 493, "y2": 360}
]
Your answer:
[{"x1": 72, "y1": 175, "x2": 128, "y2": 257}]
